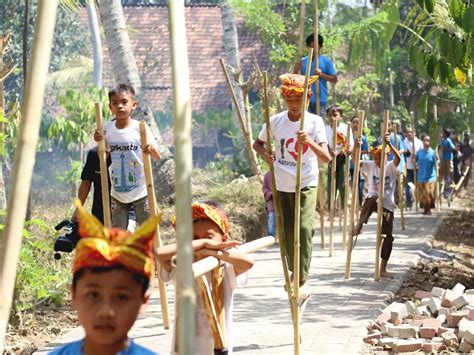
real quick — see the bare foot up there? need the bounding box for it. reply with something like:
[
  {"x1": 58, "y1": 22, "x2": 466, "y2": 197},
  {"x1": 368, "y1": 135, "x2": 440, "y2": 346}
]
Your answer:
[{"x1": 380, "y1": 270, "x2": 395, "y2": 278}]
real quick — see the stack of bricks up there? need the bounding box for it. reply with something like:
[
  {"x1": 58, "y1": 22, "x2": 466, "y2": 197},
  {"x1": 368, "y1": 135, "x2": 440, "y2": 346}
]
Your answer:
[{"x1": 364, "y1": 283, "x2": 474, "y2": 353}]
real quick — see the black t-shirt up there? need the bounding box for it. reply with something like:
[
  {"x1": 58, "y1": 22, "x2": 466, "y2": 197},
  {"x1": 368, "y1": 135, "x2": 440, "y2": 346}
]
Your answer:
[{"x1": 81, "y1": 148, "x2": 111, "y2": 223}]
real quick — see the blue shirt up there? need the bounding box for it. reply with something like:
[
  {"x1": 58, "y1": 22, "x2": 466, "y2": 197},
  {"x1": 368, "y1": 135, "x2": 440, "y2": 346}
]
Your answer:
[
  {"x1": 301, "y1": 54, "x2": 337, "y2": 105},
  {"x1": 350, "y1": 134, "x2": 369, "y2": 170},
  {"x1": 416, "y1": 148, "x2": 437, "y2": 183},
  {"x1": 379, "y1": 133, "x2": 406, "y2": 173},
  {"x1": 440, "y1": 137, "x2": 455, "y2": 161},
  {"x1": 49, "y1": 339, "x2": 159, "y2": 355}
]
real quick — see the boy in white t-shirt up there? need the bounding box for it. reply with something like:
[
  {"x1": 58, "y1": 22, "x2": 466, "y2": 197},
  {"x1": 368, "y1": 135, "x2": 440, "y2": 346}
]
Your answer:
[
  {"x1": 253, "y1": 73, "x2": 331, "y2": 292},
  {"x1": 156, "y1": 201, "x2": 254, "y2": 355},
  {"x1": 352, "y1": 133, "x2": 401, "y2": 278},
  {"x1": 94, "y1": 84, "x2": 160, "y2": 229}
]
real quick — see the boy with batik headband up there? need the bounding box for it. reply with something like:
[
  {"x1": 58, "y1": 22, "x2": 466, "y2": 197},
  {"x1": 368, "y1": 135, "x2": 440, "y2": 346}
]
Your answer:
[
  {"x1": 253, "y1": 73, "x2": 331, "y2": 292},
  {"x1": 156, "y1": 201, "x2": 254, "y2": 355},
  {"x1": 50, "y1": 202, "x2": 159, "y2": 355},
  {"x1": 352, "y1": 133, "x2": 400, "y2": 278}
]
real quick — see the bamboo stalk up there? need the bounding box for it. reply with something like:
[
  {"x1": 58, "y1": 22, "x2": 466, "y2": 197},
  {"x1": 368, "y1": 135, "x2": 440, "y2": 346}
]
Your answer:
[
  {"x1": 139, "y1": 121, "x2": 170, "y2": 330},
  {"x1": 94, "y1": 103, "x2": 112, "y2": 229},
  {"x1": 262, "y1": 72, "x2": 295, "y2": 325},
  {"x1": 342, "y1": 124, "x2": 351, "y2": 251},
  {"x1": 411, "y1": 111, "x2": 418, "y2": 212},
  {"x1": 220, "y1": 59, "x2": 261, "y2": 181},
  {"x1": 293, "y1": 47, "x2": 313, "y2": 354},
  {"x1": 394, "y1": 125, "x2": 405, "y2": 230},
  {"x1": 375, "y1": 112, "x2": 389, "y2": 281},
  {"x1": 168, "y1": 1, "x2": 195, "y2": 353},
  {"x1": 0, "y1": 1, "x2": 58, "y2": 351},
  {"x1": 329, "y1": 118, "x2": 337, "y2": 256},
  {"x1": 297, "y1": 0, "x2": 306, "y2": 58},
  {"x1": 345, "y1": 110, "x2": 364, "y2": 279},
  {"x1": 433, "y1": 105, "x2": 441, "y2": 212}
]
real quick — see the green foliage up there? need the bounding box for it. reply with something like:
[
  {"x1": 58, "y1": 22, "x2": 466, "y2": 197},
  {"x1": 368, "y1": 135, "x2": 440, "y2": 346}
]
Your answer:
[{"x1": 56, "y1": 160, "x2": 83, "y2": 186}]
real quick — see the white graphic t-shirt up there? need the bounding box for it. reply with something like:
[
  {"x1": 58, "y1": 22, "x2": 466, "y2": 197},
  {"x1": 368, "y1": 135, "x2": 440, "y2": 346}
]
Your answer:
[
  {"x1": 104, "y1": 119, "x2": 152, "y2": 203},
  {"x1": 325, "y1": 121, "x2": 354, "y2": 155},
  {"x1": 257, "y1": 111, "x2": 328, "y2": 192},
  {"x1": 361, "y1": 160, "x2": 398, "y2": 212},
  {"x1": 403, "y1": 137, "x2": 423, "y2": 170}
]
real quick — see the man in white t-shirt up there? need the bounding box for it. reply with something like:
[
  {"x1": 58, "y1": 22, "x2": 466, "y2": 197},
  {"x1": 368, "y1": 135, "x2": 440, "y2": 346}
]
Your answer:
[
  {"x1": 352, "y1": 133, "x2": 401, "y2": 278},
  {"x1": 403, "y1": 126, "x2": 422, "y2": 208},
  {"x1": 253, "y1": 73, "x2": 331, "y2": 292}
]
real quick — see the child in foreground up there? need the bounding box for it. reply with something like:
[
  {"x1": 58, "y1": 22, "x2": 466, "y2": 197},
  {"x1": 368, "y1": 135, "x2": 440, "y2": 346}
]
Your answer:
[
  {"x1": 155, "y1": 202, "x2": 254, "y2": 355},
  {"x1": 352, "y1": 132, "x2": 401, "y2": 278},
  {"x1": 50, "y1": 202, "x2": 160, "y2": 355}
]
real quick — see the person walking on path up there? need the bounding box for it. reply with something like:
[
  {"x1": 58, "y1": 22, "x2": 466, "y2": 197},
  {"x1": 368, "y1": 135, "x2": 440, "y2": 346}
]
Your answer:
[
  {"x1": 403, "y1": 126, "x2": 422, "y2": 209},
  {"x1": 461, "y1": 134, "x2": 472, "y2": 187},
  {"x1": 416, "y1": 134, "x2": 437, "y2": 215},
  {"x1": 439, "y1": 128, "x2": 455, "y2": 197},
  {"x1": 262, "y1": 171, "x2": 276, "y2": 237},
  {"x1": 349, "y1": 115, "x2": 369, "y2": 207},
  {"x1": 253, "y1": 73, "x2": 331, "y2": 290}
]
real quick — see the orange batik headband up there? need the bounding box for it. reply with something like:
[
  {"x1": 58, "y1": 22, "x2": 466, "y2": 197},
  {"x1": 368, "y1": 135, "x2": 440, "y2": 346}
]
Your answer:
[
  {"x1": 370, "y1": 145, "x2": 391, "y2": 157},
  {"x1": 172, "y1": 202, "x2": 230, "y2": 235},
  {"x1": 73, "y1": 200, "x2": 160, "y2": 279},
  {"x1": 280, "y1": 73, "x2": 318, "y2": 98}
]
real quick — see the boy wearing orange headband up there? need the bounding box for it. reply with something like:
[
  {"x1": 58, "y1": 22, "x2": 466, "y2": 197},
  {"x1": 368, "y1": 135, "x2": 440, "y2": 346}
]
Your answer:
[
  {"x1": 253, "y1": 73, "x2": 331, "y2": 292},
  {"x1": 50, "y1": 203, "x2": 159, "y2": 354},
  {"x1": 156, "y1": 201, "x2": 254, "y2": 355},
  {"x1": 352, "y1": 133, "x2": 401, "y2": 278}
]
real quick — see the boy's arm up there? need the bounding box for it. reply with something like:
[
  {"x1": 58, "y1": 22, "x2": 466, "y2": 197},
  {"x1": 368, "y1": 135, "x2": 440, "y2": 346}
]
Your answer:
[
  {"x1": 143, "y1": 144, "x2": 160, "y2": 160},
  {"x1": 253, "y1": 138, "x2": 274, "y2": 165},
  {"x1": 297, "y1": 131, "x2": 331, "y2": 163},
  {"x1": 386, "y1": 134, "x2": 401, "y2": 167},
  {"x1": 200, "y1": 248, "x2": 254, "y2": 276}
]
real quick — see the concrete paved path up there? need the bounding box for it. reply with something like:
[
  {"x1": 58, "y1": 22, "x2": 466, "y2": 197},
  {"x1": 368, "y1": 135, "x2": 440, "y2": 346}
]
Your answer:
[{"x1": 37, "y1": 206, "x2": 447, "y2": 355}]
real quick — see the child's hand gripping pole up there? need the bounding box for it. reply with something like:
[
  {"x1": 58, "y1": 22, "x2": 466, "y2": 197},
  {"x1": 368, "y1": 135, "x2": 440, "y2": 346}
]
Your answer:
[
  {"x1": 375, "y1": 112, "x2": 389, "y2": 281},
  {"x1": 262, "y1": 71, "x2": 296, "y2": 326},
  {"x1": 345, "y1": 111, "x2": 364, "y2": 279},
  {"x1": 94, "y1": 103, "x2": 112, "y2": 229},
  {"x1": 139, "y1": 121, "x2": 170, "y2": 330}
]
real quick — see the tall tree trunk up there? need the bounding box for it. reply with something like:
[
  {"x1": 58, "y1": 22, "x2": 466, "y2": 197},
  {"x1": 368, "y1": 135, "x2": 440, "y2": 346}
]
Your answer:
[
  {"x1": 86, "y1": 2, "x2": 102, "y2": 88},
  {"x1": 97, "y1": 0, "x2": 173, "y2": 202}
]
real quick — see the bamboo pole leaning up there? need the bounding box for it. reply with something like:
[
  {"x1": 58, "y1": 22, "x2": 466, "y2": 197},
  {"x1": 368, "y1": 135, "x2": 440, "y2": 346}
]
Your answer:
[
  {"x1": 262, "y1": 72, "x2": 296, "y2": 326},
  {"x1": 297, "y1": 0, "x2": 306, "y2": 59},
  {"x1": 168, "y1": 1, "x2": 195, "y2": 353},
  {"x1": 345, "y1": 110, "x2": 364, "y2": 279},
  {"x1": 139, "y1": 121, "x2": 170, "y2": 330},
  {"x1": 433, "y1": 105, "x2": 441, "y2": 212},
  {"x1": 329, "y1": 119, "x2": 337, "y2": 256},
  {"x1": 94, "y1": 102, "x2": 112, "y2": 229},
  {"x1": 411, "y1": 111, "x2": 418, "y2": 212},
  {"x1": 394, "y1": 125, "x2": 405, "y2": 230},
  {"x1": 342, "y1": 124, "x2": 351, "y2": 251},
  {"x1": 0, "y1": 1, "x2": 59, "y2": 351},
  {"x1": 375, "y1": 112, "x2": 389, "y2": 281}
]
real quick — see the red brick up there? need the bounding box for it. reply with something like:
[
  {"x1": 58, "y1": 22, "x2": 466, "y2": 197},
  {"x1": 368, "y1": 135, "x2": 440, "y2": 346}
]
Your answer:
[
  {"x1": 419, "y1": 327, "x2": 437, "y2": 339},
  {"x1": 441, "y1": 289, "x2": 457, "y2": 307},
  {"x1": 415, "y1": 290, "x2": 432, "y2": 299},
  {"x1": 422, "y1": 342, "x2": 446, "y2": 352},
  {"x1": 447, "y1": 310, "x2": 469, "y2": 327},
  {"x1": 422, "y1": 318, "x2": 442, "y2": 329},
  {"x1": 375, "y1": 311, "x2": 391, "y2": 325},
  {"x1": 392, "y1": 339, "x2": 423, "y2": 352},
  {"x1": 468, "y1": 309, "x2": 474, "y2": 321},
  {"x1": 363, "y1": 330, "x2": 382, "y2": 344}
]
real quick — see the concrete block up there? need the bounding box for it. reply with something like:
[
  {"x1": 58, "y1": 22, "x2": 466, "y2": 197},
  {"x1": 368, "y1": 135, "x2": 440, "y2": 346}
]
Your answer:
[
  {"x1": 380, "y1": 324, "x2": 389, "y2": 335},
  {"x1": 457, "y1": 318, "x2": 473, "y2": 339},
  {"x1": 442, "y1": 289, "x2": 457, "y2": 307},
  {"x1": 390, "y1": 303, "x2": 408, "y2": 325},
  {"x1": 459, "y1": 339, "x2": 473, "y2": 353},
  {"x1": 463, "y1": 320, "x2": 474, "y2": 344},
  {"x1": 419, "y1": 327, "x2": 437, "y2": 339},
  {"x1": 391, "y1": 339, "x2": 423, "y2": 353},
  {"x1": 466, "y1": 289, "x2": 474, "y2": 295},
  {"x1": 441, "y1": 331, "x2": 459, "y2": 347},
  {"x1": 451, "y1": 282, "x2": 466, "y2": 295},
  {"x1": 422, "y1": 318, "x2": 442, "y2": 329},
  {"x1": 377, "y1": 337, "x2": 396, "y2": 347},
  {"x1": 413, "y1": 315, "x2": 429, "y2": 320},
  {"x1": 452, "y1": 294, "x2": 469, "y2": 309},
  {"x1": 432, "y1": 336, "x2": 443, "y2": 342},
  {"x1": 375, "y1": 311, "x2": 391, "y2": 326},
  {"x1": 363, "y1": 330, "x2": 382, "y2": 344},
  {"x1": 415, "y1": 290, "x2": 432, "y2": 299},
  {"x1": 415, "y1": 305, "x2": 431, "y2": 317},
  {"x1": 438, "y1": 306, "x2": 456, "y2": 316},
  {"x1": 422, "y1": 342, "x2": 446, "y2": 352},
  {"x1": 398, "y1": 325, "x2": 419, "y2": 339},
  {"x1": 447, "y1": 310, "x2": 469, "y2": 327},
  {"x1": 405, "y1": 300, "x2": 417, "y2": 315},
  {"x1": 427, "y1": 297, "x2": 442, "y2": 314},
  {"x1": 421, "y1": 297, "x2": 431, "y2": 306},
  {"x1": 436, "y1": 314, "x2": 447, "y2": 325},
  {"x1": 387, "y1": 325, "x2": 400, "y2": 338},
  {"x1": 431, "y1": 286, "x2": 446, "y2": 298}
]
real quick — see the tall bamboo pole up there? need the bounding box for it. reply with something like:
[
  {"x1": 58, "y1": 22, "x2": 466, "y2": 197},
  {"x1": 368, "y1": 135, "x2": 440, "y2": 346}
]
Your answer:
[
  {"x1": 342, "y1": 124, "x2": 351, "y2": 251},
  {"x1": 345, "y1": 110, "x2": 364, "y2": 279},
  {"x1": 94, "y1": 103, "x2": 112, "y2": 229},
  {"x1": 313, "y1": 0, "x2": 325, "y2": 250},
  {"x1": 297, "y1": 0, "x2": 306, "y2": 59},
  {"x1": 139, "y1": 121, "x2": 170, "y2": 330},
  {"x1": 375, "y1": 112, "x2": 389, "y2": 281},
  {"x1": 433, "y1": 105, "x2": 441, "y2": 211},
  {"x1": 394, "y1": 125, "x2": 405, "y2": 230},
  {"x1": 168, "y1": 2, "x2": 195, "y2": 353},
  {"x1": 411, "y1": 111, "x2": 418, "y2": 212},
  {"x1": 293, "y1": 47, "x2": 313, "y2": 355},
  {"x1": 329, "y1": 119, "x2": 337, "y2": 256},
  {"x1": 262, "y1": 72, "x2": 296, "y2": 326},
  {"x1": 0, "y1": 1, "x2": 58, "y2": 351}
]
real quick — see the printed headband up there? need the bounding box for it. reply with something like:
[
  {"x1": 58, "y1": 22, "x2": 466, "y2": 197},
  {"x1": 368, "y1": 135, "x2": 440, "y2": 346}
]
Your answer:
[
  {"x1": 172, "y1": 202, "x2": 230, "y2": 235},
  {"x1": 370, "y1": 145, "x2": 391, "y2": 157},
  {"x1": 280, "y1": 73, "x2": 318, "y2": 98}
]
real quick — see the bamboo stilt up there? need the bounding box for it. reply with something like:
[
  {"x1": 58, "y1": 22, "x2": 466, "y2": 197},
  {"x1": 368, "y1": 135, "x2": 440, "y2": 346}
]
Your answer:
[
  {"x1": 262, "y1": 73, "x2": 295, "y2": 325},
  {"x1": 375, "y1": 112, "x2": 389, "y2": 281},
  {"x1": 318, "y1": 172, "x2": 325, "y2": 249},
  {"x1": 394, "y1": 126, "x2": 405, "y2": 230},
  {"x1": 342, "y1": 125, "x2": 351, "y2": 251},
  {"x1": 139, "y1": 121, "x2": 170, "y2": 330},
  {"x1": 411, "y1": 111, "x2": 418, "y2": 212},
  {"x1": 168, "y1": 1, "x2": 195, "y2": 353},
  {"x1": 345, "y1": 111, "x2": 364, "y2": 279},
  {"x1": 329, "y1": 119, "x2": 337, "y2": 256},
  {"x1": 293, "y1": 48, "x2": 314, "y2": 354},
  {"x1": 94, "y1": 103, "x2": 112, "y2": 229},
  {"x1": 297, "y1": 0, "x2": 306, "y2": 59},
  {"x1": 0, "y1": 2, "x2": 59, "y2": 351},
  {"x1": 433, "y1": 105, "x2": 441, "y2": 212}
]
